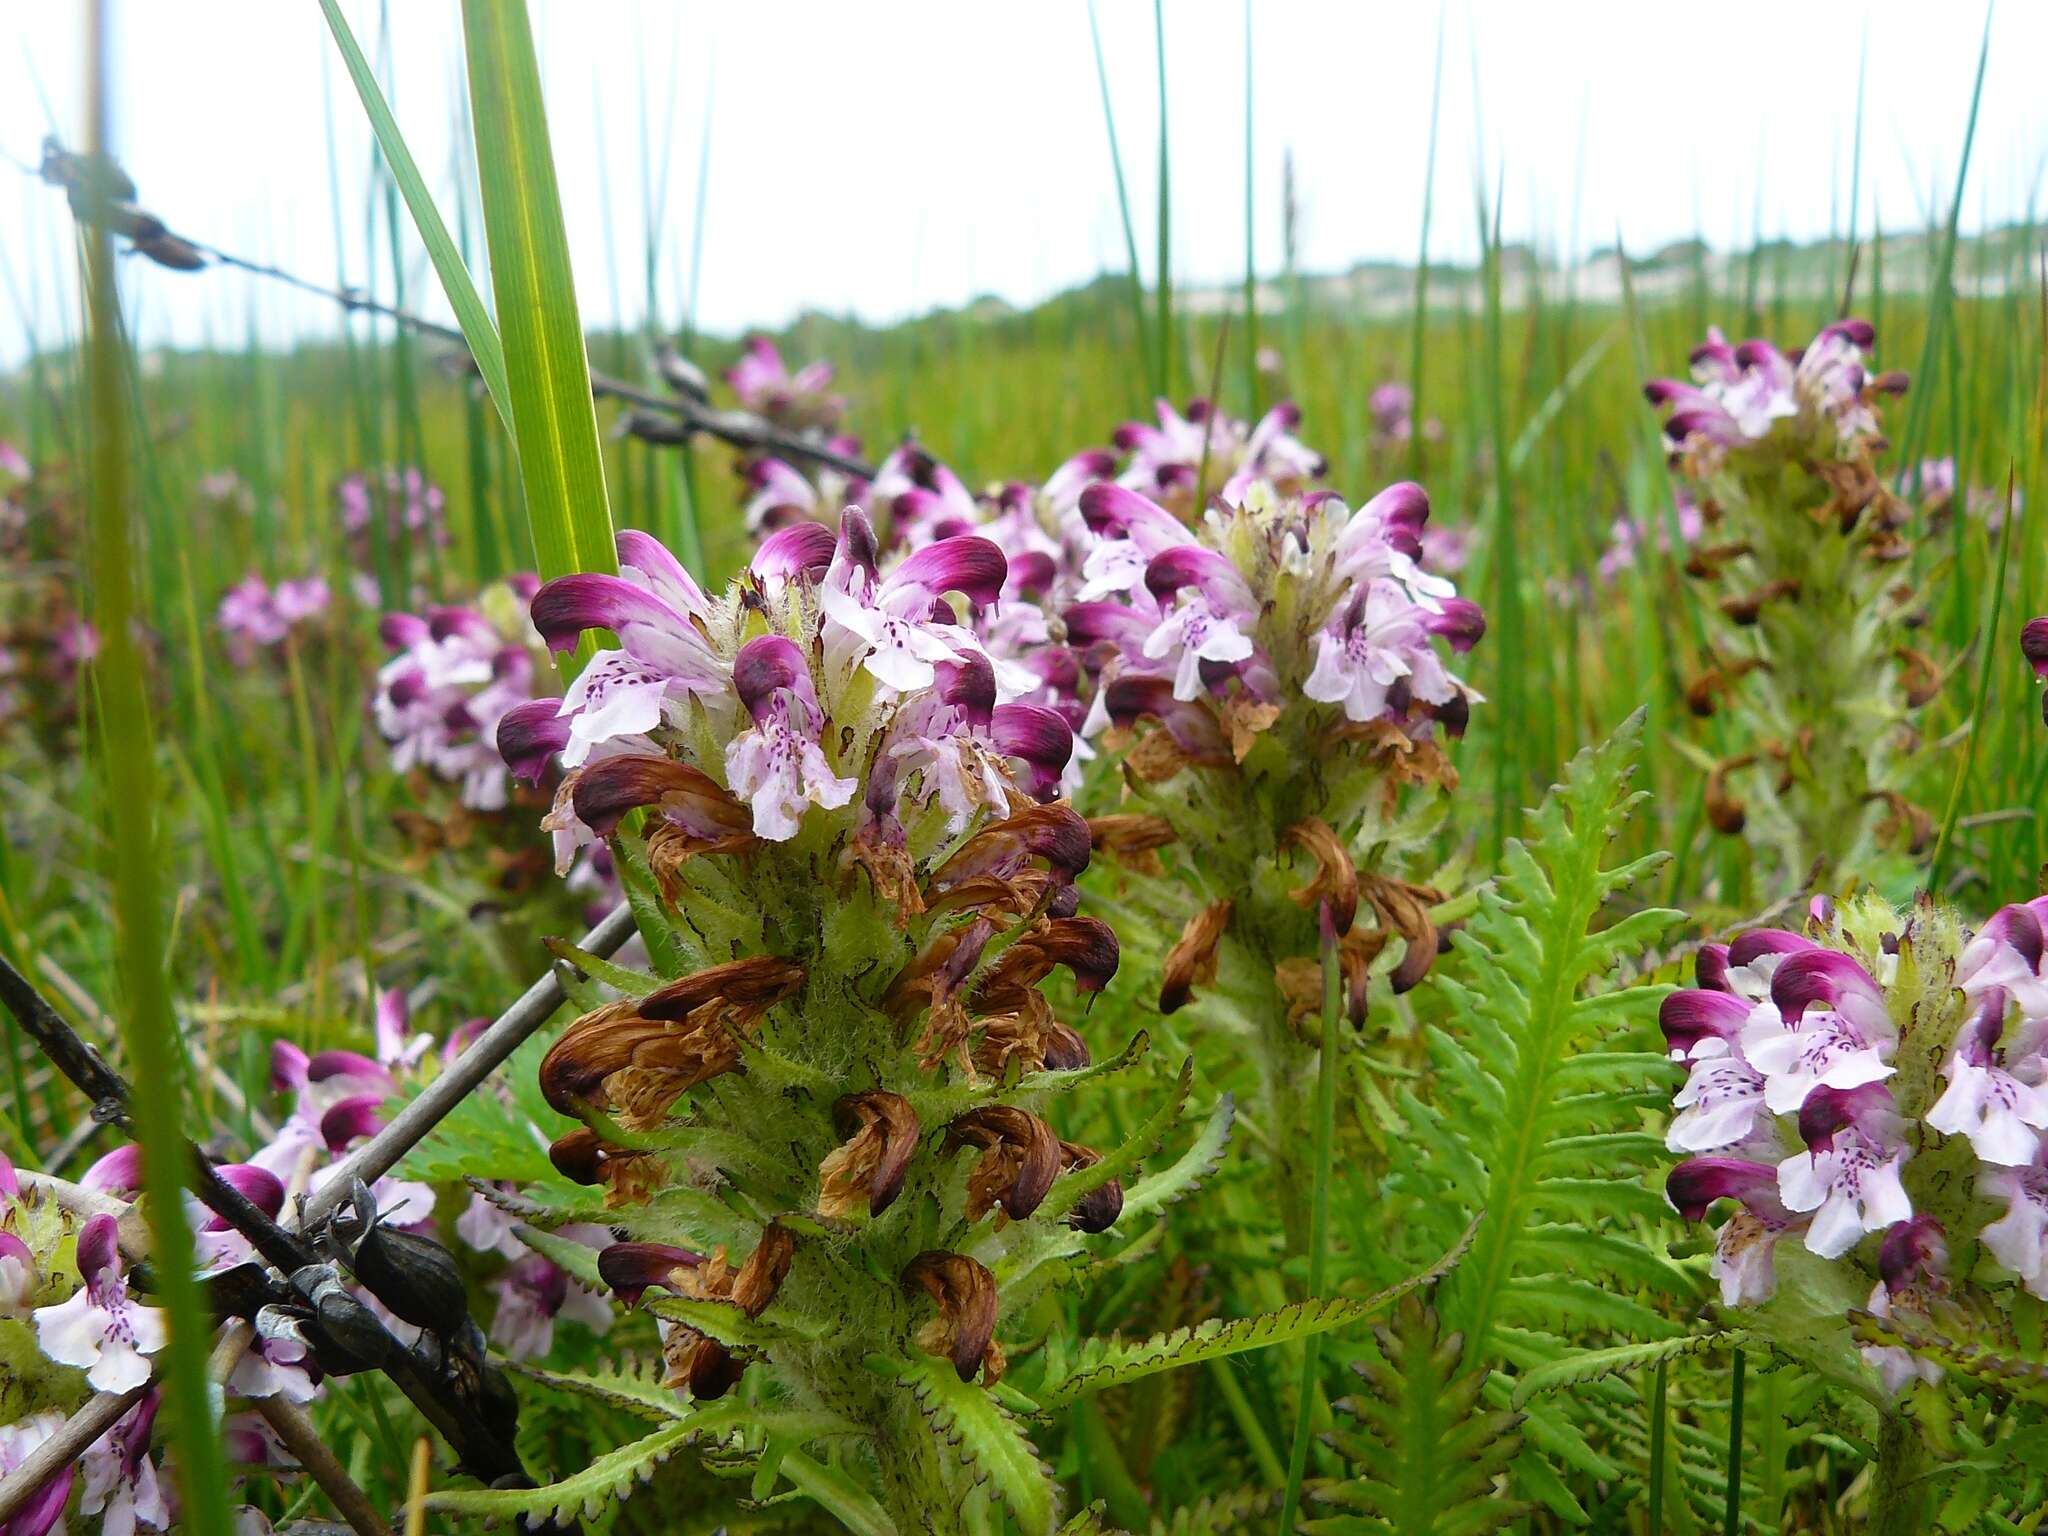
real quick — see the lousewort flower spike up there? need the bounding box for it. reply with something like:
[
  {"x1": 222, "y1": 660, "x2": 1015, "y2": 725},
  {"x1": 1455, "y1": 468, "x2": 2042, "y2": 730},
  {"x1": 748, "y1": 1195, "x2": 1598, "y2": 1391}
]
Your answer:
[
  {"x1": 1645, "y1": 320, "x2": 1935, "y2": 883},
  {"x1": 1665, "y1": 891, "x2": 2048, "y2": 1411},
  {"x1": 1068, "y1": 469, "x2": 1480, "y2": 1250},
  {"x1": 483, "y1": 516, "x2": 1199, "y2": 1533}
]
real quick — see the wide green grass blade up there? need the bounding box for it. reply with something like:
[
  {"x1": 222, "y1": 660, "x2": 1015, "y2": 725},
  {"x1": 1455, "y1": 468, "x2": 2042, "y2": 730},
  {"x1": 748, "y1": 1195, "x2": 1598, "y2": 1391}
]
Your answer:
[
  {"x1": 317, "y1": 0, "x2": 513, "y2": 438},
  {"x1": 80, "y1": 1, "x2": 231, "y2": 1520},
  {"x1": 461, "y1": 0, "x2": 618, "y2": 583}
]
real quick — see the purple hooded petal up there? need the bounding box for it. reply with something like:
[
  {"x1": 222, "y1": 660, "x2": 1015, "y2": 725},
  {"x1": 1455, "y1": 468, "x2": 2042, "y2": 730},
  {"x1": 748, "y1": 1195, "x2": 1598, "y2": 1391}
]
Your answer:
[
  {"x1": 1726, "y1": 929, "x2": 1817, "y2": 970},
  {"x1": 1694, "y1": 943, "x2": 1732, "y2": 992},
  {"x1": 81, "y1": 1143, "x2": 144, "y2": 1197},
  {"x1": 1658, "y1": 989, "x2": 1751, "y2": 1060},
  {"x1": 617, "y1": 529, "x2": 709, "y2": 617},
  {"x1": 892, "y1": 536, "x2": 1009, "y2": 605},
  {"x1": 1796, "y1": 1082, "x2": 1895, "y2": 1153},
  {"x1": 496, "y1": 698, "x2": 572, "y2": 783},
  {"x1": 306, "y1": 1050, "x2": 391, "y2": 1088},
  {"x1": 2022, "y1": 617, "x2": 2048, "y2": 678},
  {"x1": 1361, "y1": 481, "x2": 1430, "y2": 556},
  {"x1": 1878, "y1": 1214, "x2": 1946, "y2": 1290},
  {"x1": 935, "y1": 653, "x2": 997, "y2": 728},
  {"x1": 597, "y1": 1241, "x2": 703, "y2": 1307},
  {"x1": 204, "y1": 1164, "x2": 286, "y2": 1230},
  {"x1": 9, "y1": 1453, "x2": 71, "y2": 1536},
  {"x1": 732, "y1": 634, "x2": 815, "y2": 723},
  {"x1": 1424, "y1": 597, "x2": 1487, "y2": 653},
  {"x1": 1978, "y1": 904, "x2": 2047, "y2": 970},
  {"x1": 378, "y1": 613, "x2": 429, "y2": 650},
  {"x1": 320, "y1": 1094, "x2": 386, "y2": 1152},
  {"x1": 0, "y1": 1228, "x2": 31, "y2": 1270},
  {"x1": 1771, "y1": 948, "x2": 1883, "y2": 1020},
  {"x1": 1666, "y1": 1157, "x2": 1783, "y2": 1222},
  {"x1": 752, "y1": 521, "x2": 838, "y2": 583},
  {"x1": 529, "y1": 574, "x2": 692, "y2": 656},
  {"x1": 427, "y1": 606, "x2": 492, "y2": 644},
  {"x1": 271, "y1": 1040, "x2": 310, "y2": 1093},
  {"x1": 76, "y1": 1212, "x2": 122, "y2": 1286},
  {"x1": 992, "y1": 704, "x2": 1075, "y2": 798},
  {"x1": 1143, "y1": 545, "x2": 1256, "y2": 616},
  {"x1": 0, "y1": 1150, "x2": 15, "y2": 1201},
  {"x1": 1062, "y1": 602, "x2": 1156, "y2": 653},
  {"x1": 1102, "y1": 676, "x2": 1233, "y2": 764}
]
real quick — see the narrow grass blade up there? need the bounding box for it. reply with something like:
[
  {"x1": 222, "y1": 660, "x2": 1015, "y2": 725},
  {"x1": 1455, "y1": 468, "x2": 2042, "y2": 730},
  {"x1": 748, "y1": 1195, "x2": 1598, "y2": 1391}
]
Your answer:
[
  {"x1": 1087, "y1": 0, "x2": 1152, "y2": 401},
  {"x1": 317, "y1": 0, "x2": 513, "y2": 436},
  {"x1": 1724, "y1": 1346, "x2": 1746, "y2": 1536},
  {"x1": 1892, "y1": 4, "x2": 1991, "y2": 510},
  {"x1": 1407, "y1": 10, "x2": 1445, "y2": 481},
  {"x1": 461, "y1": 0, "x2": 619, "y2": 582},
  {"x1": 1152, "y1": 0, "x2": 1172, "y2": 397},
  {"x1": 80, "y1": 1, "x2": 230, "y2": 1519},
  {"x1": 1927, "y1": 464, "x2": 2016, "y2": 889}
]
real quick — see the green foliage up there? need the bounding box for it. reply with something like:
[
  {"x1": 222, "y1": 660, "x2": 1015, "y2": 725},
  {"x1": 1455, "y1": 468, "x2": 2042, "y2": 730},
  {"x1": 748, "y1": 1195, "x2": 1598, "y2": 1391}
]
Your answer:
[
  {"x1": 459, "y1": 0, "x2": 619, "y2": 584},
  {"x1": 902, "y1": 1353, "x2": 1059, "y2": 1536},
  {"x1": 1400, "y1": 709, "x2": 1687, "y2": 1366},
  {"x1": 1028, "y1": 1218, "x2": 1477, "y2": 1412},
  {"x1": 1306, "y1": 1289, "x2": 1526, "y2": 1536},
  {"x1": 426, "y1": 1417, "x2": 704, "y2": 1523}
]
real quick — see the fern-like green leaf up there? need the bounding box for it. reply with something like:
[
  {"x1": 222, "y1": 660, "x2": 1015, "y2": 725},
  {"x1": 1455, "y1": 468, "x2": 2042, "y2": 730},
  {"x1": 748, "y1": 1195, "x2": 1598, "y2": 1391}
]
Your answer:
[
  {"x1": 1510, "y1": 1331, "x2": 1737, "y2": 1409},
  {"x1": 424, "y1": 1418, "x2": 700, "y2": 1523},
  {"x1": 900, "y1": 1353, "x2": 1058, "y2": 1536},
  {"x1": 1307, "y1": 1288, "x2": 1526, "y2": 1536},
  {"x1": 648, "y1": 1295, "x2": 826, "y2": 1350},
  {"x1": 1032, "y1": 1217, "x2": 1477, "y2": 1411},
  {"x1": 1122, "y1": 1091, "x2": 1235, "y2": 1220},
  {"x1": 1039, "y1": 1057, "x2": 1193, "y2": 1225},
  {"x1": 1399, "y1": 709, "x2": 1686, "y2": 1370}
]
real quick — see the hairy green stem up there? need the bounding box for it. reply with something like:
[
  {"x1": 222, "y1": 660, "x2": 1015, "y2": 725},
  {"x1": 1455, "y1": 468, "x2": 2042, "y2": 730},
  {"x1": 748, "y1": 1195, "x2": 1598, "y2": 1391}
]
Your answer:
[{"x1": 1868, "y1": 1414, "x2": 1929, "y2": 1536}]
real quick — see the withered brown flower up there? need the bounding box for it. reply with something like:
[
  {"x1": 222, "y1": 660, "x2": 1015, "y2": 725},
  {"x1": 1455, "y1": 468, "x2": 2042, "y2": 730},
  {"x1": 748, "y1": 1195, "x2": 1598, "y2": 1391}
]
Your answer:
[
  {"x1": 1159, "y1": 900, "x2": 1233, "y2": 1014},
  {"x1": 1283, "y1": 818, "x2": 1359, "y2": 935},
  {"x1": 944, "y1": 1106, "x2": 1061, "y2": 1223},
  {"x1": 819, "y1": 1092, "x2": 922, "y2": 1219},
  {"x1": 902, "y1": 1251, "x2": 1004, "y2": 1384},
  {"x1": 539, "y1": 957, "x2": 806, "y2": 1128}
]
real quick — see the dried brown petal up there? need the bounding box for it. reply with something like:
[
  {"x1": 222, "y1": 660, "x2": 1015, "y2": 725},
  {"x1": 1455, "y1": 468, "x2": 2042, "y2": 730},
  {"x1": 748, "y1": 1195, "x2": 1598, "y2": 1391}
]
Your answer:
[
  {"x1": 1087, "y1": 813, "x2": 1178, "y2": 877},
  {"x1": 820, "y1": 1092, "x2": 922, "y2": 1218},
  {"x1": 1719, "y1": 578, "x2": 1802, "y2": 626},
  {"x1": 1359, "y1": 873, "x2": 1443, "y2": 995},
  {"x1": 570, "y1": 754, "x2": 753, "y2": 843},
  {"x1": 926, "y1": 803, "x2": 1092, "y2": 902},
  {"x1": 1284, "y1": 818, "x2": 1360, "y2": 935},
  {"x1": 902, "y1": 1251, "x2": 1003, "y2": 1384},
  {"x1": 1160, "y1": 901, "x2": 1233, "y2": 1014},
  {"x1": 1220, "y1": 695, "x2": 1282, "y2": 761},
  {"x1": 971, "y1": 916, "x2": 1121, "y2": 1007},
  {"x1": 1058, "y1": 1141, "x2": 1124, "y2": 1234},
  {"x1": 1705, "y1": 753, "x2": 1756, "y2": 837},
  {"x1": 1894, "y1": 647, "x2": 1941, "y2": 709},
  {"x1": 1867, "y1": 790, "x2": 1934, "y2": 856},
  {"x1": 732, "y1": 1224, "x2": 795, "y2": 1317},
  {"x1": 945, "y1": 1107, "x2": 1062, "y2": 1222}
]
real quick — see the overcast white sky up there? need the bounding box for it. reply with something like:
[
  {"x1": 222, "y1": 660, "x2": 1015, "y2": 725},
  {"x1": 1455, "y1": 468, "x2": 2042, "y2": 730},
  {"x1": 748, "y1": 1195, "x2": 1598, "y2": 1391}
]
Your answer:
[{"x1": 0, "y1": 2, "x2": 2039, "y2": 365}]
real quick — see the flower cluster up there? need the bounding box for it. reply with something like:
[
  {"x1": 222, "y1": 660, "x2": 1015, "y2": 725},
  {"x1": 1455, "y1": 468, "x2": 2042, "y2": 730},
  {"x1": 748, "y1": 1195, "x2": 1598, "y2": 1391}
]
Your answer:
[
  {"x1": 1112, "y1": 397, "x2": 1325, "y2": 517},
  {"x1": 1916, "y1": 457, "x2": 2020, "y2": 531},
  {"x1": 216, "y1": 572, "x2": 331, "y2": 665},
  {"x1": 498, "y1": 519, "x2": 1138, "y2": 1529},
  {"x1": 1645, "y1": 322, "x2": 1933, "y2": 881},
  {"x1": 1065, "y1": 477, "x2": 1480, "y2": 1245},
  {"x1": 337, "y1": 465, "x2": 447, "y2": 546},
  {"x1": 372, "y1": 576, "x2": 542, "y2": 811},
  {"x1": 1665, "y1": 893, "x2": 2048, "y2": 1395},
  {"x1": 725, "y1": 334, "x2": 846, "y2": 432}
]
